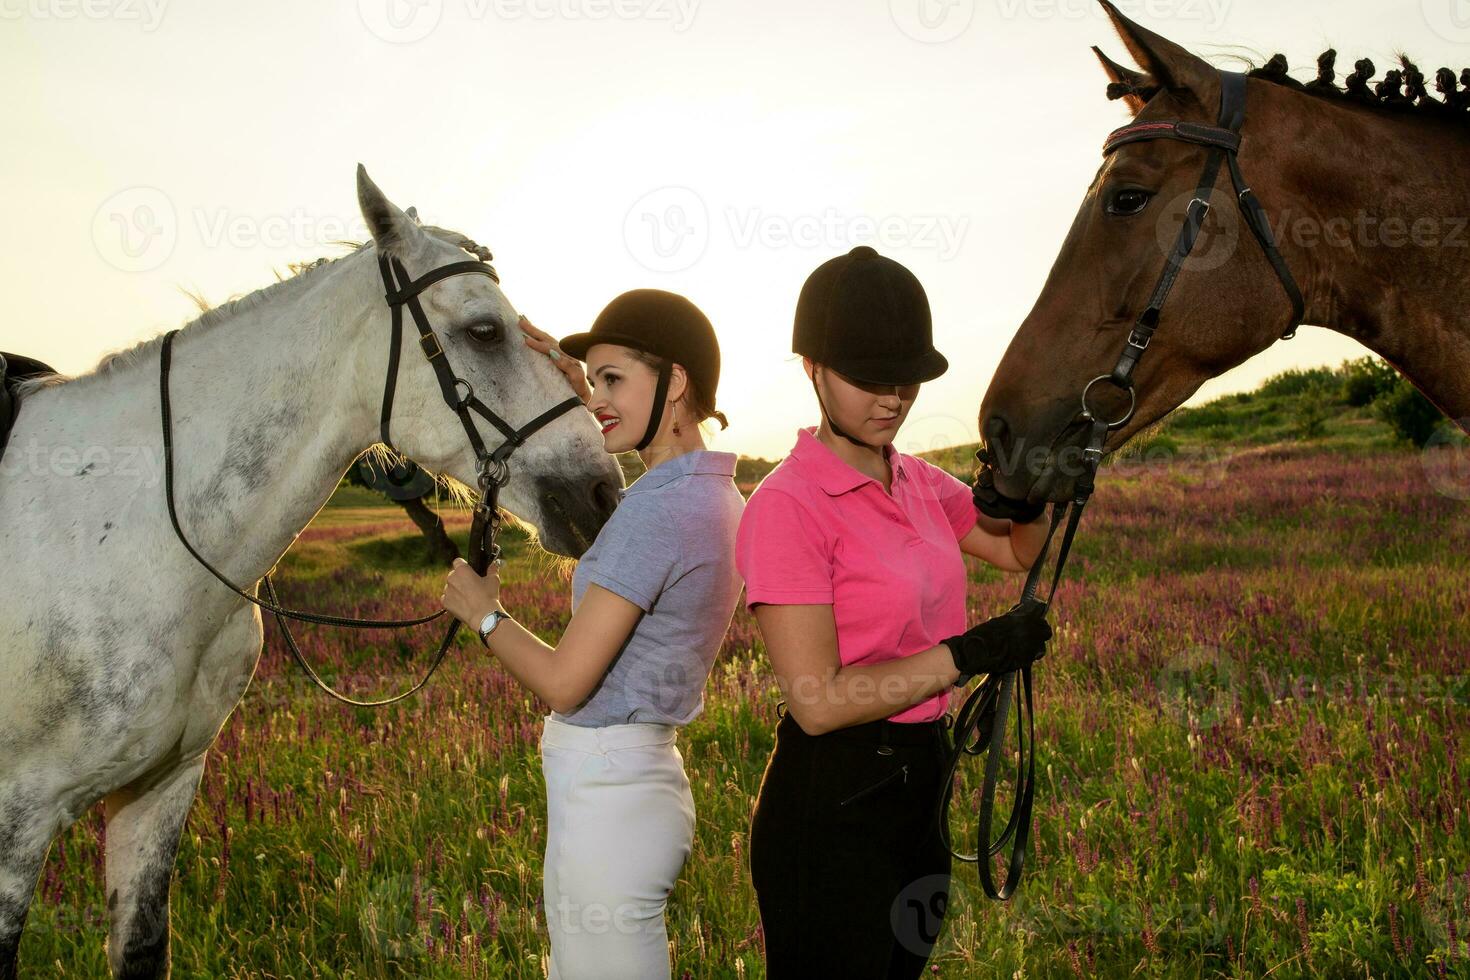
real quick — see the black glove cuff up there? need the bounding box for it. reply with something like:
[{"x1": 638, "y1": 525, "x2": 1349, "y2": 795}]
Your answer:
[{"x1": 941, "y1": 636, "x2": 972, "y2": 686}]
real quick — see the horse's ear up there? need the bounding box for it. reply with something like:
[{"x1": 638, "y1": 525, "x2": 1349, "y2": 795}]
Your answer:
[
  {"x1": 356, "y1": 164, "x2": 422, "y2": 256},
  {"x1": 1093, "y1": 46, "x2": 1157, "y2": 116},
  {"x1": 1095, "y1": 0, "x2": 1219, "y2": 113}
]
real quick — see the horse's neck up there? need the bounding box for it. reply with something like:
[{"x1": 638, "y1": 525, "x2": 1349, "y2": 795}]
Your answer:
[
  {"x1": 1288, "y1": 109, "x2": 1470, "y2": 419},
  {"x1": 154, "y1": 261, "x2": 378, "y2": 585}
]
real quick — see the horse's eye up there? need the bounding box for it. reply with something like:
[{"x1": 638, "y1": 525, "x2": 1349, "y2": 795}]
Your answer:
[
  {"x1": 1107, "y1": 189, "x2": 1153, "y2": 216},
  {"x1": 467, "y1": 321, "x2": 502, "y2": 344}
]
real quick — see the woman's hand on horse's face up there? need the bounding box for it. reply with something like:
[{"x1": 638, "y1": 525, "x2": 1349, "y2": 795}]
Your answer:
[
  {"x1": 442, "y1": 557, "x2": 501, "y2": 627},
  {"x1": 520, "y1": 315, "x2": 592, "y2": 405}
]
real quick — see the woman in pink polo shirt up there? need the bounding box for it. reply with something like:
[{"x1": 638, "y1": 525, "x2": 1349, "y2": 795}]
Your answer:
[{"x1": 735, "y1": 246, "x2": 1054, "y2": 979}]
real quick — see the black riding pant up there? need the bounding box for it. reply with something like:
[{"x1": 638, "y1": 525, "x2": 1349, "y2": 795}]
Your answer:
[{"x1": 749, "y1": 706, "x2": 953, "y2": 980}]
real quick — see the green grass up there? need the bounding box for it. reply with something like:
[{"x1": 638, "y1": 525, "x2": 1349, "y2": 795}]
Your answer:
[{"x1": 17, "y1": 357, "x2": 1470, "y2": 978}]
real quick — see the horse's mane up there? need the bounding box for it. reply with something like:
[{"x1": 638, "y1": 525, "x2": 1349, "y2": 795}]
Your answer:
[
  {"x1": 1108, "y1": 50, "x2": 1470, "y2": 135},
  {"x1": 13, "y1": 224, "x2": 493, "y2": 400}
]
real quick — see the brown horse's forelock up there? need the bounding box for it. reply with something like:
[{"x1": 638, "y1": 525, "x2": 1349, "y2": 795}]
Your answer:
[{"x1": 1108, "y1": 50, "x2": 1470, "y2": 133}]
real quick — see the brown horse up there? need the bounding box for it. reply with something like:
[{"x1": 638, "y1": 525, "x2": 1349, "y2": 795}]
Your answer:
[{"x1": 980, "y1": 0, "x2": 1470, "y2": 504}]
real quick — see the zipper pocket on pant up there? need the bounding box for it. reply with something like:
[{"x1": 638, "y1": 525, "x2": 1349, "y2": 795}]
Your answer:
[{"x1": 839, "y1": 764, "x2": 909, "y2": 807}]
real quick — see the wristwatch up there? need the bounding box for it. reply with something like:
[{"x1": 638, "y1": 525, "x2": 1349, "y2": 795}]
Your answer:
[{"x1": 477, "y1": 609, "x2": 510, "y2": 646}]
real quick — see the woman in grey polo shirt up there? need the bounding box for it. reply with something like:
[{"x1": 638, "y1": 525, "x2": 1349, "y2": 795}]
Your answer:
[{"x1": 441, "y1": 291, "x2": 743, "y2": 980}]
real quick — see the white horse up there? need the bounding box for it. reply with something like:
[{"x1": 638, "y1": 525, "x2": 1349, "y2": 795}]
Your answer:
[{"x1": 0, "y1": 166, "x2": 622, "y2": 979}]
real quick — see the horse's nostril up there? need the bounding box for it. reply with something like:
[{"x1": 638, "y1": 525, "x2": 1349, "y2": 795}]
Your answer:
[
  {"x1": 590, "y1": 479, "x2": 621, "y2": 520},
  {"x1": 984, "y1": 413, "x2": 1010, "y2": 444},
  {"x1": 983, "y1": 413, "x2": 1012, "y2": 465}
]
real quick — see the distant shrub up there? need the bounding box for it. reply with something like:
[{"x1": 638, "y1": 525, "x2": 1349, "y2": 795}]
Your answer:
[
  {"x1": 1168, "y1": 403, "x2": 1232, "y2": 431},
  {"x1": 1115, "y1": 431, "x2": 1180, "y2": 464},
  {"x1": 1258, "y1": 366, "x2": 1340, "y2": 399},
  {"x1": 1292, "y1": 401, "x2": 1330, "y2": 440},
  {"x1": 1339, "y1": 357, "x2": 1399, "y2": 407},
  {"x1": 1375, "y1": 379, "x2": 1445, "y2": 447}
]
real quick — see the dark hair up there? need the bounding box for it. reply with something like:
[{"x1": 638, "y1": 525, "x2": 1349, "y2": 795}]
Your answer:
[{"x1": 626, "y1": 349, "x2": 730, "y2": 432}]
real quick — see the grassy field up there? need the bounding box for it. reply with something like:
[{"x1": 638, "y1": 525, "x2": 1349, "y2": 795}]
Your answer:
[{"x1": 18, "y1": 407, "x2": 1470, "y2": 977}]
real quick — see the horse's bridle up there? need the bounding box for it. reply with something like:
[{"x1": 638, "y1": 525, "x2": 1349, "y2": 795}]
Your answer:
[
  {"x1": 942, "y1": 69, "x2": 1304, "y2": 900},
  {"x1": 160, "y1": 249, "x2": 582, "y2": 707}
]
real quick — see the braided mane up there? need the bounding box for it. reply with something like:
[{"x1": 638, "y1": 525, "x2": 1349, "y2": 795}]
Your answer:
[{"x1": 1107, "y1": 50, "x2": 1470, "y2": 128}]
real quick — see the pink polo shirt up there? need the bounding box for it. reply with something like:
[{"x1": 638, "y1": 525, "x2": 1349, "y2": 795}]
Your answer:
[{"x1": 735, "y1": 426, "x2": 980, "y2": 723}]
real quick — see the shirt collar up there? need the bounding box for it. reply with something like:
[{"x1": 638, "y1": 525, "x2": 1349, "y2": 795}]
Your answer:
[
  {"x1": 788, "y1": 426, "x2": 910, "y2": 496},
  {"x1": 622, "y1": 449, "x2": 738, "y2": 497}
]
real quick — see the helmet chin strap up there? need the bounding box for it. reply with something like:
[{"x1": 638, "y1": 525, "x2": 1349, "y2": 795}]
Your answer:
[
  {"x1": 636, "y1": 360, "x2": 673, "y2": 452},
  {"x1": 810, "y1": 368, "x2": 878, "y2": 450}
]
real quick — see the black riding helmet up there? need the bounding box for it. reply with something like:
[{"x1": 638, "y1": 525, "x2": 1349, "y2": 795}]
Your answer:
[
  {"x1": 558, "y1": 289, "x2": 722, "y2": 451},
  {"x1": 793, "y1": 245, "x2": 948, "y2": 448}
]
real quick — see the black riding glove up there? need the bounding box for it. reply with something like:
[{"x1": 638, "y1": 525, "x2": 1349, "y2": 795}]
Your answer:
[
  {"x1": 972, "y1": 462, "x2": 1047, "y2": 524},
  {"x1": 942, "y1": 598, "x2": 1053, "y2": 685}
]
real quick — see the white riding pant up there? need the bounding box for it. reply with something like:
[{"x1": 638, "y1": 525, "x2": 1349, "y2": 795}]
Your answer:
[{"x1": 539, "y1": 714, "x2": 696, "y2": 980}]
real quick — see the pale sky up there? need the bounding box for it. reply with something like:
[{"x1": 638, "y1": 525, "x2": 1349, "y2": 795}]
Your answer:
[{"x1": 2, "y1": 0, "x2": 1459, "y2": 459}]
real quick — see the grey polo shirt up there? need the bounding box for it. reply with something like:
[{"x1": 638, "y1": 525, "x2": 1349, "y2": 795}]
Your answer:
[{"x1": 555, "y1": 449, "x2": 745, "y2": 728}]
